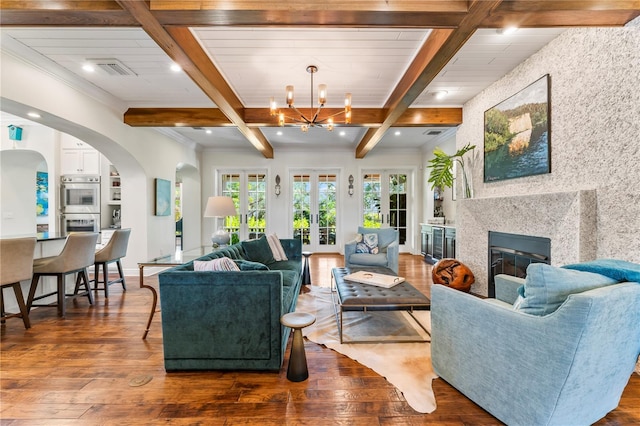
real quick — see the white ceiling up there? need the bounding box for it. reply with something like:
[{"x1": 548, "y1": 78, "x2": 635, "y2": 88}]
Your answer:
[{"x1": 0, "y1": 26, "x2": 566, "y2": 152}]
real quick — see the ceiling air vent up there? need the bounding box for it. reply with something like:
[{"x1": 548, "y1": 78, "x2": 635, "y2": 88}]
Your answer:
[
  {"x1": 88, "y1": 58, "x2": 137, "y2": 76},
  {"x1": 425, "y1": 130, "x2": 443, "y2": 136}
]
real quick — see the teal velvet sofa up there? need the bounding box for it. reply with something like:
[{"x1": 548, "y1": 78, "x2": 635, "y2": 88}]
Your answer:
[
  {"x1": 431, "y1": 261, "x2": 640, "y2": 426},
  {"x1": 158, "y1": 237, "x2": 302, "y2": 371}
]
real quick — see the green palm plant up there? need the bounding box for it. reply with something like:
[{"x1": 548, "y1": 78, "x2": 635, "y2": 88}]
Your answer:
[{"x1": 427, "y1": 143, "x2": 475, "y2": 198}]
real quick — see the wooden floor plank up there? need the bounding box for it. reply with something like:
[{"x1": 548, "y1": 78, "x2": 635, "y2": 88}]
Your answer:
[{"x1": 1, "y1": 253, "x2": 638, "y2": 424}]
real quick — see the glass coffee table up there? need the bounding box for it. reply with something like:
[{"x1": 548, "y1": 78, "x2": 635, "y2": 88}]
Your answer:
[{"x1": 138, "y1": 246, "x2": 213, "y2": 339}]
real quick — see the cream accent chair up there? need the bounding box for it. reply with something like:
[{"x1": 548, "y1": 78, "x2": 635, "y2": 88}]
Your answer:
[
  {"x1": 92, "y1": 228, "x2": 130, "y2": 298},
  {"x1": 0, "y1": 237, "x2": 37, "y2": 329},
  {"x1": 27, "y1": 232, "x2": 99, "y2": 318}
]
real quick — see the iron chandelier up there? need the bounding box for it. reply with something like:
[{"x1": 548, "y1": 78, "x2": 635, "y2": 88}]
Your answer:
[{"x1": 269, "y1": 65, "x2": 352, "y2": 132}]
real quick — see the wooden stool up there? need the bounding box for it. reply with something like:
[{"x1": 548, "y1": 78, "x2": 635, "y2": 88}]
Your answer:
[{"x1": 281, "y1": 312, "x2": 316, "y2": 382}]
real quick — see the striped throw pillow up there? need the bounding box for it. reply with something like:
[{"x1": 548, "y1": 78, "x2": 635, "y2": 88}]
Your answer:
[{"x1": 194, "y1": 257, "x2": 240, "y2": 271}]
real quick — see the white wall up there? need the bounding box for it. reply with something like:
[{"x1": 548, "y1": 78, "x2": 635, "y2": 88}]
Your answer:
[
  {"x1": 1, "y1": 49, "x2": 201, "y2": 268},
  {"x1": 455, "y1": 20, "x2": 640, "y2": 290},
  {"x1": 0, "y1": 124, "x2": 59, "y2": 235},
  {"x1": 201, "y1": 146, "x2": 425, "y2": 253}
]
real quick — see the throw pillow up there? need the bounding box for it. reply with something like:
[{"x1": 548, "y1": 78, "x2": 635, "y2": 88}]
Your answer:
[
  {"x1": 357, "y1": 226, "x2": 397, "y2": 251},
  {"x1": 266, "y1": 233, "x2": 288, "y2": 261},
  {"x1": 193, "y1": 257, "x2": 240, "y2": 271},
  {"x1": 234, "y1": 259, "x2": 269, "y2": 271},
  {"x1": 355, "y1": 233, "x2": 379, "y2": 254},
  {"x1": 515, "y1": 263, "x2": 618, "y2": 315},
  {"x1": 241, "y1": 235, "x2": 276, "y2": 265},
  {"x1": 561, "y1": 258, "x2": 640, "y2": 282}
]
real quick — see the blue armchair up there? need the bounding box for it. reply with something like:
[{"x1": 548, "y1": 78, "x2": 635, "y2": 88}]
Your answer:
[
  {"x1": 431, "y1": 269, "x2": 640, "y2": 426},
  {"x1": 344, "y1": 226, "x2": 399, "y2": 274}
]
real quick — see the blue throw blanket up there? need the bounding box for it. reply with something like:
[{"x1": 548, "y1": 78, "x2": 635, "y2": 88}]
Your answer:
[{"x1": 562, "y1": 259, "x2": 640, "y2": 283}]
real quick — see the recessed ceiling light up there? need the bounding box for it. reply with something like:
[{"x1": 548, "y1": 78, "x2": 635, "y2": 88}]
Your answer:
[
  {"x1": 82, "y1": 63, "x2": 95, "y2": 72},
  {"x1": 277, "y1": 131, "x2": 283, "y2": 136},
  {"x1": 497, "y1": 26, "x2": 518, "y2": 35},
  {"x1": 339, "y1": 131, "x2": 346, "y2": 136},
  {"x1": 170, "y1": 63, "x2": 182, "y2": 72},
  {"x1": 27, "y1": 112, "x2": 41, "y2": 118},
  {"x1": 433, "y1": 90, "x2": 448, "y2": 100},
  {"x1": 205, "y1": 129, "x2": 212, "y2": 134},
  {"x1": 395, "y1": 131, "x2": 401, "y2": 136}
]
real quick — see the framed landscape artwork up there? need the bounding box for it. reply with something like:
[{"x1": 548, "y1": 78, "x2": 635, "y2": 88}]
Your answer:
[
  {"x1": 484, "y1": 74, "x2": 551, "y2": 182},
  {"x1": 155, "y1": 178, "x2": 171, "y2": 216},
  {"x1": 36, "y1": 171, "x2": 48, "y2": 217}
]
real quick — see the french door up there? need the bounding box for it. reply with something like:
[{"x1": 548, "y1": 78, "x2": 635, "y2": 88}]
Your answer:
[
  {"x1": 362, "y1": 171, "x2": 411, "y2": 252},
  {"x1": 291, "y1": 171, "x2": 338, "y2": 252},
  {"x1": 220, "y1": 172, "x2": 267, "y2": 241}
]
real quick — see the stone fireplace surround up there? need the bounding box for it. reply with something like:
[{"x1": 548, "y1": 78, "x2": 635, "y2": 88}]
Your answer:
[{"x1": 456, "y1": 190, "x2": 597, "y2": 296}]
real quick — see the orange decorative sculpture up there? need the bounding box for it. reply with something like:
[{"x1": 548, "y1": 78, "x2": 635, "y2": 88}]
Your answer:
[{"x1": 432, "y1": 258, "x2": 475, "y2": 292}]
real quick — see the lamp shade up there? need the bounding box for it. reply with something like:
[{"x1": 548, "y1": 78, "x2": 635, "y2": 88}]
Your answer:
[{"x1": 204, "y1": 196, "x2": 237, "y2": 217}]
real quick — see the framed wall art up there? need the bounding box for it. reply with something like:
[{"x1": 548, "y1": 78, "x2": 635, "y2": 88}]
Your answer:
[
  {"x1": 155, "y1": 178, "x2": 171, "y2": 216},
  {"x1": 484, "y1": 74, "x2": 551, "y2": 182}
]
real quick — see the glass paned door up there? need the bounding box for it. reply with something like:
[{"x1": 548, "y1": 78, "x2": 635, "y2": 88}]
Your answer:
[
  {"x1": 292, "y1": 172, "x2": 338, "y2": 252},
  {"x1": 292, "y1": 174, "x2": 311, "y2": 245},
  {"x1": 361, "y1": 171, "x2": 410, "y2": 251},
  {"x1": 221, "y1": 172, "x2": 267, "y2": 241},
  {"x1": 389, "y1": 173, "x2": 408, "y2": 245},
  {"x1": 363, "y1": 173, "x2": 382, "y2": 227}
]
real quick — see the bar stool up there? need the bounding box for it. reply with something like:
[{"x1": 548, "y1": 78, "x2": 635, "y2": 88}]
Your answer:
[
  {"x1": 92, "y1": 228, "x2": 130, "y2": 298},
  {"x1": 27, "y1": 232, "x2": 99, "y2": 318},
  {"x1": 0, "y1": 237, "x2": 37, "y2": 329},
  {"x1": 281, "y1": 312, "x2": 316, "y2": 382}
]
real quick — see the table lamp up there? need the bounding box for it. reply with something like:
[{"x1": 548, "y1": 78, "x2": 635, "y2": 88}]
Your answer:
[{"x1": 204, "y1": 196, "x2": 237, "y2": 246}]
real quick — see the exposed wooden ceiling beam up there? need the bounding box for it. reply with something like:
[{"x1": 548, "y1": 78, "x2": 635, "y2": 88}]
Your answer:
[
  {"x1": 124, "y1": 107, "x2": 463, "y2": 128},
  {"x1": 115, "y1": 0, "x2": 273, "y2": 158},
  {"x1": 2, "y1": 1, "x2": 637, "y2": 27},
  {"x1": 355, "y1": 0, "x2": 506, "y2": 158},
  {"x1": 0, "y1": 1, "x2": 138, "y2": 26},
  {"x1": 149, "y1": 1, "x2": 470, "y2": 13},
  {"x1": 2, "y1": 0, "x2": 637, "y2": 159}
]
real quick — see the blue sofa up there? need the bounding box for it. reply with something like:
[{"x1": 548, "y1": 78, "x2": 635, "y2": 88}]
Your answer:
[
  {"x1": 431, "y1": 261, "x2": 640, "y2": 426},
  {"x1": 158, "y1": 237, "x2": 302, "y2": 371}
]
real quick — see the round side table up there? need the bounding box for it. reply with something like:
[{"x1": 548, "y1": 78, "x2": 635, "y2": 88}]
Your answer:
[{"x1": 281, "y1": 312, "x2": 316, "y2": 382}]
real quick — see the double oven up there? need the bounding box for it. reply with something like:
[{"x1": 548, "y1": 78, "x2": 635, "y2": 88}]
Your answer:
[{"x1": 60, "y1": 175, "x2": 101, "y2": 234}]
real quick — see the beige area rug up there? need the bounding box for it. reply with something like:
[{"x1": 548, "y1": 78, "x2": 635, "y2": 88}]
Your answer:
[{"x1": 295, "y1": 286, "x2": 438, "y2": 413}]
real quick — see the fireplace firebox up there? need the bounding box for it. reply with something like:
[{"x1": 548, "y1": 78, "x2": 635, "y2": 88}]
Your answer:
[{"x1": 488, "y1": 231, "x2": 551, "y2": 298}]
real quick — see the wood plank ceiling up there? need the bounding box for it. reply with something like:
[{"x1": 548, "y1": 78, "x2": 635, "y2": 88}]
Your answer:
[{"x1": 1, "y1": 1, "x2": 638, "y2": 158}]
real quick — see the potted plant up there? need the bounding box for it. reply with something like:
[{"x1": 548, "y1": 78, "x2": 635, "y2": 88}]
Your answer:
[{"x1": 427, "y1": 143, "x2": 475, "y2": 199}]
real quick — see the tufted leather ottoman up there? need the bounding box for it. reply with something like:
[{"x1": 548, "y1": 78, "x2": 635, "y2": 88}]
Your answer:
[{"x1": 331, "y1": 266, "x2": 430, "y2": 343}]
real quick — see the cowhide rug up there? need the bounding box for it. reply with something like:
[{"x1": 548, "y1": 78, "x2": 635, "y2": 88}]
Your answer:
[{"x1": 295, "y1": 286, "x2": 437, "y2": 413}]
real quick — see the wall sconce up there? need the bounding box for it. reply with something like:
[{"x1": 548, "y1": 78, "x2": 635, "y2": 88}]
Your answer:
[
  {"x1": 275, "y1": 174, "x2": 281, "y2": 197},
  {"x1": 348, "y1": 174, "x2": 354, "y2": 196}
]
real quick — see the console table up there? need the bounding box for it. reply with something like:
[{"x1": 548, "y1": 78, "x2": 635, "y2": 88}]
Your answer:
[{"x1": 138, "y1": 246, "x2": 212, "y2": 339}]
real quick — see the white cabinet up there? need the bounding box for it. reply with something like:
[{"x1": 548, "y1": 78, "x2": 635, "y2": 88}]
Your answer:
[{"x1": 60, "y1": 148, "x2": 100, "y2": 175}]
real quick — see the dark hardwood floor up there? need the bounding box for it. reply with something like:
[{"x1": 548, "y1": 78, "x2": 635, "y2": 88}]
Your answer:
[{"x1": 1, "y1": 253, "x2": 638, "y2": 424}]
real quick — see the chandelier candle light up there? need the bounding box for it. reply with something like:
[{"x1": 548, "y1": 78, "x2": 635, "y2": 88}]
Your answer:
[{"x1": 270, "y1": 65, "x2": 352, "y2": 132}]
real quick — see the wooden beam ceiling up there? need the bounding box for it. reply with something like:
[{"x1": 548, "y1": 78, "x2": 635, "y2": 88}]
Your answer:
[
  {"x1": 115, "y1": 0, "x2": 273, "y2": 158},
  {"x1": 1, "y1": 1, "x2": 638, "y2": 158},
  {"x1": 124, "y1": 107, "x2": 463, "y2": 128}
]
